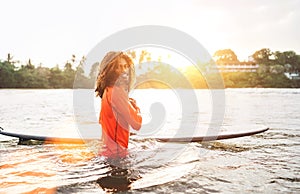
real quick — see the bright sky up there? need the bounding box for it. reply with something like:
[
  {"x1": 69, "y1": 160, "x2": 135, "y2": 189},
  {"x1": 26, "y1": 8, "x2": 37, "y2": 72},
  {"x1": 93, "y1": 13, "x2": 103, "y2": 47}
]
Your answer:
[{"x1": 0, "y1": 0, "x2": 299, "y2": 68}]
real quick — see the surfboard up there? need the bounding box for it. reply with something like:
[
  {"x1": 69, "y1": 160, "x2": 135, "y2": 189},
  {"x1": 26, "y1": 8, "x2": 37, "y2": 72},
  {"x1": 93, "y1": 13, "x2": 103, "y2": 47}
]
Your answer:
[
  {"x1": 143, "y1": 127, "x2": 269, "y2": 143},
  {"x1": 0, "y1": 127, "x2": 88, "y2": 144},
  {"x1": 0, "y1": 127, "x2": 269, "y2": 144}
]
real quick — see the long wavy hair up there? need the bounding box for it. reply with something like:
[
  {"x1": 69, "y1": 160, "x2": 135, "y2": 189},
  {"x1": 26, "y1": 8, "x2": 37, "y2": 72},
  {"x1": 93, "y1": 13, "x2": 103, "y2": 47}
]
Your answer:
[{"x1": 95, "y1": 51, "x2": 135, "y2": 98}]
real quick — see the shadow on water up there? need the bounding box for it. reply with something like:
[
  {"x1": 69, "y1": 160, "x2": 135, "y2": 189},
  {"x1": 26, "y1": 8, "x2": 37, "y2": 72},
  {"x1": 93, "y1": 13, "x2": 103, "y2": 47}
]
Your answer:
[
  {"x1": 55, "y1": 157, "x2": 142, "y2": 193},
  {"x1": 57, "y1": 162, "x2": 141, "y2": 193},
  {"x1": 96, "y1": 164, "x2": 141, "y2": 192}
]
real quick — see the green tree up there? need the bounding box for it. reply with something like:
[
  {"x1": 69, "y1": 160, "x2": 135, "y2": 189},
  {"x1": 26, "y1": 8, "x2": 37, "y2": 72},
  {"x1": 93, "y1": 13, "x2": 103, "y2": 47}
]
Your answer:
[
  {"x1": 49, "y1": 65, "x2": 64, "y2": 88},
  {"x1": 274, "y1": 51, "x2": 286, "y2": 65},
  {"x1": 0, "y1": 60, "x2": 16, "y2": 87},
  {"x1": 296, "y1": 55, "x2": 300, "y2": 72},
  {"x1": 88, "y1": 62, "x2": 99, "y2": 87},
  {"x1": 62, "y1": 61, "x2": 76, "y2": 88},
  {"x1": 270, "y1": 65, "x2": 285, "y2": 74},
  {"x1": 25, "y1": 59, "x2": 35, "y2": 70},
  {"x1": 0, "y1": 53, "x2": 19, "y2": 87},
  {"x1": 252, "y1": 48, "x2": 272, "y2": 65},
  {"x1": 14, "y1": 59, "x2": 43, "y2": 88},
  {"x1": 73, "y1": 56, "x2": 90, "y2": 88},
  {"x1": 35, "y1": 65, "x2": 51, "y2": 88},
  {"x1": 273, "y1": 51, "x2": 300, "y2": 73},
  {"x1": 282, "y1": 51, "x2": 299, "y2": 72}
]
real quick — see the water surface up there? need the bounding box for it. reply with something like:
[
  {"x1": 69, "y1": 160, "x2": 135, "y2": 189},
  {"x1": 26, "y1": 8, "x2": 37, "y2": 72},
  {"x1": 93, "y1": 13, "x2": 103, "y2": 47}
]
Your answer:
[{"x1": 0, "y1": 89, "x2": 299, "y2": 193}]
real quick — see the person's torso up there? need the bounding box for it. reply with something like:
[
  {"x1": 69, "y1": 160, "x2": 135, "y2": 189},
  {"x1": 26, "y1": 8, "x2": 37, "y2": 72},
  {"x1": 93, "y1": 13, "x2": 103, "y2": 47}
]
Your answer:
[{"x1": 100, "y1": 87, "x2": 129, "y2": 149}]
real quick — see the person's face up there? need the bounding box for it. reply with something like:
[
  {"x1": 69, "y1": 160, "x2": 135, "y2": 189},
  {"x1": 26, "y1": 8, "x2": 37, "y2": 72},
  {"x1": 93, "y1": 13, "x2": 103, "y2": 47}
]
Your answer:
[
  {"x1": 115, "y1": 57, "x2": 130, "y2": 89},
  {"x1": 116, "y1": 58, "x2": 130, "y2": 75}
]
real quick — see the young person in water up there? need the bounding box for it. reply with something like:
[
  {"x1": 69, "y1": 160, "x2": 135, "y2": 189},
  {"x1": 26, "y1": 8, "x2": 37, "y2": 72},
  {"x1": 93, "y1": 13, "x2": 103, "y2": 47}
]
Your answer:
[{"x1": 95, "y1": 51, "x2": 142, "y2": 156}]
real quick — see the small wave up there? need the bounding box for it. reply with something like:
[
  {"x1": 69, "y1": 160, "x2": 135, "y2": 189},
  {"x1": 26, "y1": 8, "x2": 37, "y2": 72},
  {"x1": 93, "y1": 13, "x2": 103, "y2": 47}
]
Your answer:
[
  {"x1": 198, "y1": 142, "x2": 252, "y2": 152},
  {"x1": 271, "y1": 177, "x2": 300, "y2": 183},
  {"x1": 276, "y1": 177, "x2": 300, "y2": 182}
]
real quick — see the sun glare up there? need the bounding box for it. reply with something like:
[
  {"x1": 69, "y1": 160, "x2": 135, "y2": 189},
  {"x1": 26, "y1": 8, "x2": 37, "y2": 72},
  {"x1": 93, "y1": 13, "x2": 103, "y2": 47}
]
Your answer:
[
  {"x1": 126, "y1": 46, "x2": 209, "y2": 89},
  {"x1": 128, "y1": 47, "x2": 194, "y2": 69}
]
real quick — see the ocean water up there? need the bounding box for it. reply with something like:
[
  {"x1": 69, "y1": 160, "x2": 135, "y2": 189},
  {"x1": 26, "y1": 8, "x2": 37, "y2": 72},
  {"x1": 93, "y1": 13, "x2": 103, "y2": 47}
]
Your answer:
[{"x1": 0, "y1": 88, "x2": 299, "y2": 193}]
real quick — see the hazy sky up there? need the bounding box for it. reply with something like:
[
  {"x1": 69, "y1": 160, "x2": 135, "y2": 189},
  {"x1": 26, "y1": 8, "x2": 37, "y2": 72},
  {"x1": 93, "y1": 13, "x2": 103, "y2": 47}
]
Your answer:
[{"x1": 1, "y1": 0, "x2": 299, "y2": 67}]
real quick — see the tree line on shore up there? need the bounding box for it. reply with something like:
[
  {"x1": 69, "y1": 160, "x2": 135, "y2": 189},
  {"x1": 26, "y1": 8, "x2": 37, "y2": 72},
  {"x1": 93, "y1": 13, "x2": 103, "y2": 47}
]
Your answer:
[
  {"x1": 212, "y1": 48, "x2": 300, "y2": 88},
  {"x1": 0, "y1": 48, "x2": 300, "y2": 89},
  {"x1": 0, "y1": 54, "x2": 93, "y2": 89}
]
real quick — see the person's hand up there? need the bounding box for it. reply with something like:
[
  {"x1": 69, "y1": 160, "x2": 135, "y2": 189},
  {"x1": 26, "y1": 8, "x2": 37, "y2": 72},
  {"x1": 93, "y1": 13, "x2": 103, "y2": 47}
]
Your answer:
[
  {"x1": 129, "y1": 98, "x2": 137, "y2": 108},
  {"x1": 129, "y1": 98, "x2": 140, "y2": 112},
  {"x1": 129, "y1": 97, "x2": 136, "y2": 104}
]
